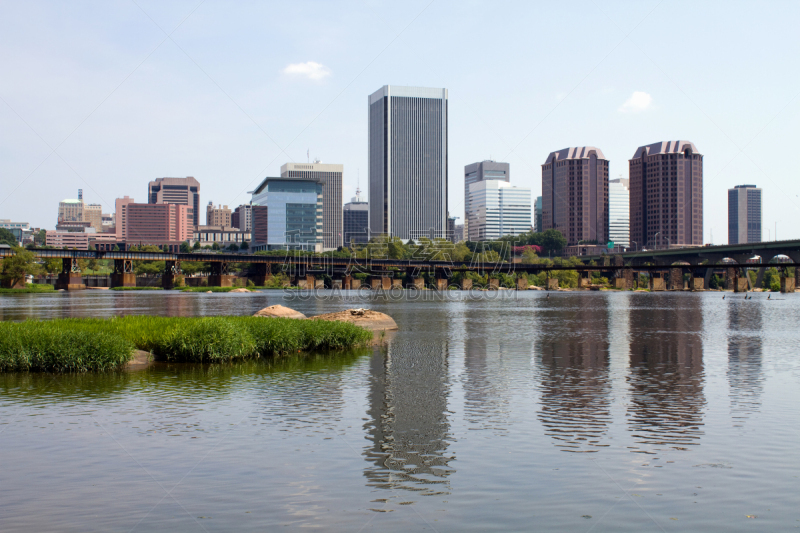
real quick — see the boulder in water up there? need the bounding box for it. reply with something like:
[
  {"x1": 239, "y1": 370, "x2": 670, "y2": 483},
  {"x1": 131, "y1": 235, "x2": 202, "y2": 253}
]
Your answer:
[
  {"x1": 311, "y1": 309, "x2": 397, "y2": 331},
  {"x1": 253, "y1": 305, "x2": 307, "y2": 319}
]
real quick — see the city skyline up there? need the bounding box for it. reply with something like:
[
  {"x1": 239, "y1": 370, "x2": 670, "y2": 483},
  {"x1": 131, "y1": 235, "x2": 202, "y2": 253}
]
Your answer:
[{"x1": 1, "y1": 2, "x2": 798, "y2": 243}]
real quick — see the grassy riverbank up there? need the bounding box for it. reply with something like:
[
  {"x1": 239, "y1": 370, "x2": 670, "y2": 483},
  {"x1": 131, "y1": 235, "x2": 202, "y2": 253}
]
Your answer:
[
  {"x1": 0, "y1": 316, "x2": 373, "y2": 372},
  {"x1": 0, "y1": 283, "x2": 55, "y2": 294}
]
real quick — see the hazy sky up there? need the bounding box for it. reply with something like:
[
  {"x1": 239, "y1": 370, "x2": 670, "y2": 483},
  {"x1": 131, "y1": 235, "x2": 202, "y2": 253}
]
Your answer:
[{"x1": 2, "y1": 1, "x2": 799, "y2": 243}]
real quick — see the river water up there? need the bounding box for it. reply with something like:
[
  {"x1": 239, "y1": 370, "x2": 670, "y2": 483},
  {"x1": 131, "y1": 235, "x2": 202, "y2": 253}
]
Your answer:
[{"x1": 1, "y1": 290, "x2": 799, "y2": 531}]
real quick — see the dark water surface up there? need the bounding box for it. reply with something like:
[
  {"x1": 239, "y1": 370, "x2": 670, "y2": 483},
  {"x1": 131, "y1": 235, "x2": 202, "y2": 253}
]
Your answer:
[{"x1": 1, "y1": 290, "x2": 799, "y2": 531}]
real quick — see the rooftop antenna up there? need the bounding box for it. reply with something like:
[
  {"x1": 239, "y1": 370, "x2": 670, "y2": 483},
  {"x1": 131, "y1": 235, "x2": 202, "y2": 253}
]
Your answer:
[{"x1": 356, "y1": 169, "x2": 361, "y2": 196}]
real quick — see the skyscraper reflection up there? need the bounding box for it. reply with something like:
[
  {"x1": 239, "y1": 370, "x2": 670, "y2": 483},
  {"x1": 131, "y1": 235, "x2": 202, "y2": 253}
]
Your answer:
[
  {"x1": 536, "y1": 295, "x2": 612, "y2": 452},
  {"x1": 363, "y1": 341, "x2": 454, "y2": 495},
  {"x1": 627, "y1": 295, "x2": 705, "y2": 452},
  {"x1": 727, "y1": 302, "x2": 763, "y2": 425}
]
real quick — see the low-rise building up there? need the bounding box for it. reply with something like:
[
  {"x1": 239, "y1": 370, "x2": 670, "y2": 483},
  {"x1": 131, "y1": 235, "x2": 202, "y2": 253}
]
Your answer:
[
  {"x1": 206, "y1": 203, "x2": 232, "y2": 227},
  {"x1": 193, "y1": 225, "x2": 249, "y2": 247},
  {"x1": 46, "y1": 231, "x2": 90, "y2": 250}
]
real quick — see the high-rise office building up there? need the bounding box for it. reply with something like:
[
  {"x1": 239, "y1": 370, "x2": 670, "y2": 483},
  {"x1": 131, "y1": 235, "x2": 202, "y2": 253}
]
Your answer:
[
  {"x1": 728, "y1": 184, "x2": 762, "y2": 244},
  {"x1": 148, "y1": 177, "x2": 200, "y2": 227},
  {"x1": 608, "y1": 178, "x2": 630, "y2": 249},
  {"x1": 231, "y1": 204, "x2": 253, "y2": 232},
  {"x1": 533, "y1": 196, "x2": 542, "y2": 233},
  {"x1": 343, "y1": 188, "x2": 369, "y2": 245},
  {"x1": 467, "y1": 180, "x2": 531, "y2": 241},
  {"x1": 249, "y1": 176, "x2": 323, "y2": 252},
  {"x1": 281, "y1": 162, "x2": 342, "y2": 250},
  {"x1": 464, "y1": 161, "x2": 509, "y2": 237},
  {"x1": 629, "y1": 141, "x2": 703, "y2": 249},
  {"x1": 206, "y1": 203, "x2": 232, "y2": 227},
  {"x1": 369, "y1": 85, "x2": 448, "y2": 240},
  {"x1": 115, "y1": 196, "x2": 135, "y2": 241},
  {"x1": 541, "y1": 147, "x2": 609, "y2": 245}
]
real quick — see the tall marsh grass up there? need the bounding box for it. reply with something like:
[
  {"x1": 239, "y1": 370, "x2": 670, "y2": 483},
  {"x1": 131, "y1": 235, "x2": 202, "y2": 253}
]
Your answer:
[{"x1": 0, "y1": 316, "x2": 372, "y2": 372}]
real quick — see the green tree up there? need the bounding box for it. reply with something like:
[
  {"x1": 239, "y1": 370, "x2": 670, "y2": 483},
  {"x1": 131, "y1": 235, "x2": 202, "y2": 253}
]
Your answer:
[
  {"x1": 211, "y1": 242, "x2": 221, "y2": 251},
  {"x1": 193, "y1": 240, "x2": 201, "y2": 250},
  {"x1": 239, "y1": 241, "x2": 249, "y2": 251},
  {"x1": 1, "y1": 247, "x2": 41, "y2": 286},
  {"x1": 0, "y1": 228, "x2": 18, "y2": 246},
  {"x1": 180, "y1": 242, "x2": 191, "y2": 254}
]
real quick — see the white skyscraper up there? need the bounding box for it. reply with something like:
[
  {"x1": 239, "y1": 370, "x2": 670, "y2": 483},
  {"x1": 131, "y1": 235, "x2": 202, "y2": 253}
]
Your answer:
[
  {"x1": 467, "y1": 180, "x2": 531, "y2": 241},
  {"x1": 609, "y1": 178, "x2": 630, "y2": 249},
  {"x1": 368, "y1": 85, "x2": 448, "y2": 240}
]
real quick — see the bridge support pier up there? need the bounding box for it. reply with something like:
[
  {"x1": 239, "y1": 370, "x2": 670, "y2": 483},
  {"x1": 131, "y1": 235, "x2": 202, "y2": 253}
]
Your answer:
[
  {"x1": 460, "y1": 278, "x2": 473, "y2": 291},
  {"x1": 110, "y1": 259, "x2": 135, "y2": 288},
  {"x1": 407, "y1": 277, "x2": 425, "y2": 290},
  {"x1": 726, "y1": 267, "x2": 736, "y2": 291},
  {"x1": 392, "y1": 279, "x2": 403, "y2": 290},
  {"x1": 370, "y1": 275, "x2": 391, "y2": 290},
  {"x1": 488, "y1": 278, "x2": 500, "y2": 290},
  {"x1": 208, "y1": 262, "x2": 234, "y2": 287},
  {"x1": 55, "y1": 258, "x2": 85, "y2": 291},
  {"x1": 435, "y1": 278, "x2": 448, "y2": 291},
  {"x1": 248, "y1": 264, "x2": 271, "y2": 287},
  {"x1": 546, "y1": 278, "x2": 558, "y2": 291},
  {"x1": 650, "y1": 273, "x2": 665, "y2": 291},
  {"x1": 516, "y1": 277, "x2": 528, "y2": 290},
  {"x1": 162, "y1": 261, "x2": 182, "y2": 290},
  {"x1": 795, "y1": 267, "x2": 800, "y2": 291},
  {"x1": 781, "y1": 276, "x2": 795, "y2": 293},
  {"x1": 733, "y1": 271, "x2": 748, "y2": 293},
  {"x1": 669, "y1": 268, "x2": 683, "y2": 291},
  {"x1": 579, "y1": 271, "x2": 590, "y2": 289}
]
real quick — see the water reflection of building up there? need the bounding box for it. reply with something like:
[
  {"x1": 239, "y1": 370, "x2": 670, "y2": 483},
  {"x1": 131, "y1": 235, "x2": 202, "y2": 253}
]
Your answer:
[
  {"x1": 536, "y1": 295, "x2": 612, "y2": 452},
  {"x1": 462, "y1": 309, "x2": 525, "y2": 434},
  {"x1": 363, "y1": 341, "x2": 454, "y2": 495},
  {"x1": 727, "y1": 303, "x2": 763, "y2": 425},
  {"x1": 627, "y1": 296, "x2": 705, "y2": 452}
]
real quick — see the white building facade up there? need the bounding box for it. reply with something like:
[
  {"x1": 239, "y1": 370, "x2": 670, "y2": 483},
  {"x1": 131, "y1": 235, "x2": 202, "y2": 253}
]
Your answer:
[
  {"x1": 467, "y1": 180, "x2": 531, "y2": 241},
  {"x1": 608, "y1": 178, "x2": 630, "y2": 249}
]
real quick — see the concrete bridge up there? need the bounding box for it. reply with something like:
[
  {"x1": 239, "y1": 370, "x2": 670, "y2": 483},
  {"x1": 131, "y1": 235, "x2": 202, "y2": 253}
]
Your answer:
[{"x1": 2, "y1": 245, "x2": 798, "y2": 292}]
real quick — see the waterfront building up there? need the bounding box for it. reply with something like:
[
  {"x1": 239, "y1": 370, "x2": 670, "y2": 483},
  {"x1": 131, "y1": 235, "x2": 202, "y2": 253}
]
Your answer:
[
  {"x1": 629, "y1": 141, "x2": 703, "y2": 248},
  {"x1": 534, "y1": 196, "x2": 542, "y2": 233},
  {"x1": 45, "y1": 231, "x2": 90, "y2": 250},
  {"x1": 343, "y1": 188, "x2": 369, "y2": 246},
  {"x1": 464, "y1": 161, "x2": 509, "y2": 238},
  {"x1": 148, "y1": 177, "x2": 201, "y2": 227},
  {"x1": 206, "y1": 203, "x2": 232, "y2": 227},
  {"x1": 369, "y1": 85, "x2": 448, "y2": 240},
  {"x1": 193, "y1": 225, "x2": 249, "y2": 247},
  {"x1": 281, "y1": 162, "x2": 342, "y2": 250},
  {"x1": 728, "y1": 185, "x2": 762, "y2": 244},
  {"x1": 0, "y1": 220, "x2": 30, "y2": 232},
  {"x1": 231, "y1": 204, "x2": 252, "y2": 232},
  {"x1": 467, "y1": 180, "x2": 531, "y2": 241},
  {"x1": 121, "y1": 203, "x2": 193, "y2": 247},
  {"x1": 249, "y1": 176, "x2": 323, "y2": 252},
  {"x1": 608, "y1": 178, "x2": 630, "y2": 250},
  {"x1": 541, "y1": 147, "x2": 609, "y2": 246}
]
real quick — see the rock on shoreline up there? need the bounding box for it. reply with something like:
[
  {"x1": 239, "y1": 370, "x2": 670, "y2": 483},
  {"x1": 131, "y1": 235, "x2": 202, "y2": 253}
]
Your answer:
[
  {"x1": 311, "y1": 309, "x2": 398, "y2": 331},
  {"x1": 253, "y1": 305, "x2": 307, "y2": 319}
]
